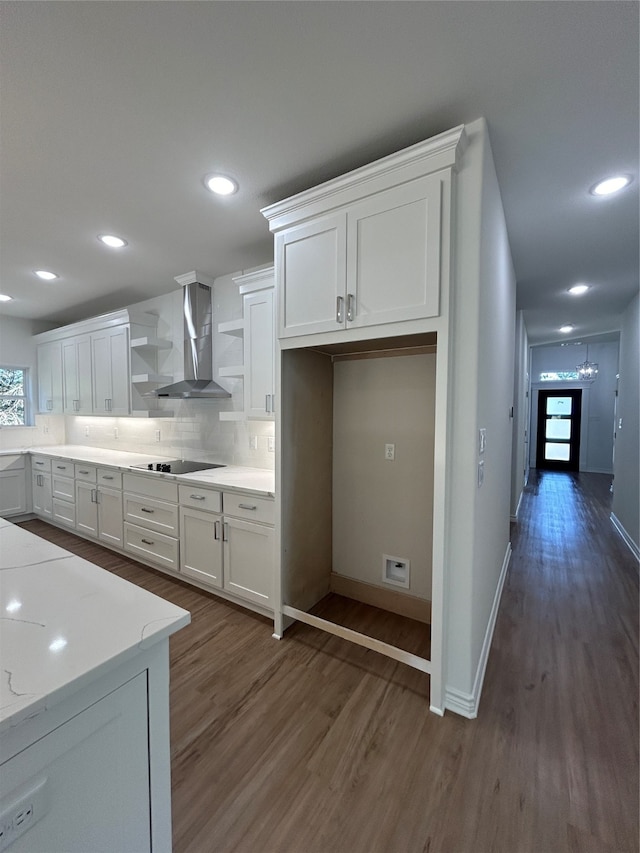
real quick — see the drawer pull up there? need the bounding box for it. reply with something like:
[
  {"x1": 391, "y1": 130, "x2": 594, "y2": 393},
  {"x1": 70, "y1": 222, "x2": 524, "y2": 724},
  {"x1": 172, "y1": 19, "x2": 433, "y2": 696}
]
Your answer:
[
  {"x1": 102, "y1": 475, "x2": 114, "y2": 480},
  {"x1": 140, "y1": 507, "x2": 154, "y2": 514},
  {"x1": 141, "y1": 538, "x2": 155, "y2": 546},
  {"x1": 79, "y1": 469, "x2": 90, "y2": 475},
  {"x1": 35, "y1": 461, "x2": 44, "y2": 466},
  {"x1": 56, "y1": 465, "x2": 67, "y2": 470},
  {"x1": 190, "y1": 494, "x2": 206, "y2": 501},
  {"x1": 238, "y1": 503, "x2": 257, "y2": 511}
]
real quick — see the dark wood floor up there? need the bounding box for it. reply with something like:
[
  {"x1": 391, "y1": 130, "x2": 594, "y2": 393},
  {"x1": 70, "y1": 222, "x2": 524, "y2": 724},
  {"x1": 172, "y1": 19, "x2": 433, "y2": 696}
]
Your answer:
[{"x1": 19, "y1": 470, "x2": 639, "y2": 853}]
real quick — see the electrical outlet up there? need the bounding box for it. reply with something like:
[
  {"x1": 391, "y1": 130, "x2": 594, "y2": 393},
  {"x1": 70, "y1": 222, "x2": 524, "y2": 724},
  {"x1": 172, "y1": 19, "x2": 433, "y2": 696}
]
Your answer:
[
  {"x1": 155, "y1": 429, "x2": 161, "y2": 442},
  {"x1": 84, "y1": 425, "x2": 90, "y2": 437},
  {"x1": 249, "y1": 435, "x2": 258, "y2": 450},
  {"x1": 0, "y1": 776, "x2": 49, "y2": 853},
  {"x1": 114, "y1": 427, "x2": 118, "y2": 439},
  {"x1": 478, "y1": 459, "x2": 485, "y2": 488},
  {"x1": 385, "y1": 443, "x2": 395, "y2": 461},
  {"x1": 479, "y1": 428, "x2": 486, "y2": 454},
  {"x1": 268, "y1": 435, "x2": 275, "y2": 452}
]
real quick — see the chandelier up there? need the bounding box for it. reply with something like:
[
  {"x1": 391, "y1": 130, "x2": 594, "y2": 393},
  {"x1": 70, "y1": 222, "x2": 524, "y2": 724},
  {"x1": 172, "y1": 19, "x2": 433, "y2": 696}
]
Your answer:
[{"x1": 576, "y1": 359, "x2": 599, "y2": 380}]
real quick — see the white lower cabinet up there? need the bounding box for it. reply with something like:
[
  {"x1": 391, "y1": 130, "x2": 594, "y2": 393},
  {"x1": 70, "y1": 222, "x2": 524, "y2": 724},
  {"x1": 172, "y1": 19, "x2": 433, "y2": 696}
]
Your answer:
[
  {"x1": 123, "y1": 474, "x2": 179, "y2": 572},
  {"x1": 179, "y1": 485, "x2": 274, "y2": 608},
  {"x1": 76, "y1": 469, "x2": 124, "y2": 549},
  {"x1": 31, "y1": 457, "x2": 52, "y2": 519},
  {"x1": 0, "y1": 455, "x2": 26, "y2": 518},
  {"x1": 223, "y1": 514, "x2": 274, "y2": 607}
]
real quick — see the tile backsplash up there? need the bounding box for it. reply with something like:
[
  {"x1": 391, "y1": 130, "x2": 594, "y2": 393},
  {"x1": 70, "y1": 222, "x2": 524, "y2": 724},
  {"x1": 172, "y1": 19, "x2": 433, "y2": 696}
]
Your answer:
[{"x1": 0, "y1": 414, "x2": 65, "y2": 451}]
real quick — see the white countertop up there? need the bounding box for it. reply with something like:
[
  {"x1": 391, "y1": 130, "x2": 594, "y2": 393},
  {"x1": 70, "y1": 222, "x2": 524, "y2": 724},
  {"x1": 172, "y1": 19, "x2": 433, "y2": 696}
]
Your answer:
[
  {"x1": 0, "y1": 519, "x2": 190, "y2": 734},
  {"x1": 5, "y1": 445, "x2": 275, "y2": 497}
]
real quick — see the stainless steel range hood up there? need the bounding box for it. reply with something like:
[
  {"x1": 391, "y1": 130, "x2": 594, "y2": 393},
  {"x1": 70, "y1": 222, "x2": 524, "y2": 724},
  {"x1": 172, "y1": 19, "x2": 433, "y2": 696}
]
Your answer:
[{"x1": 147, "y1": 272, "x2": 231, "y2": 399}]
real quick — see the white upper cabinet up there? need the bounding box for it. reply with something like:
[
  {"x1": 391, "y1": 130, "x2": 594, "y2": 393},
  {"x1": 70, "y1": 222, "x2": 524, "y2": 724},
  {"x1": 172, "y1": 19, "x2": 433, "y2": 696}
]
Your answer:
[
  {"x1": 62, "y1": 334, "x2": 93, "y2": 414},
  {"x1": 36, "y1": 340, "x2": 63, "y2": 413},
  {"x1": 244, "y1": 288, "x2": 275, "y2": 419},
  {"x1": 263, "y1": 125, "x2": 465, "y2": 343},
  {"x1": 92, "y1": 325, "x2": 131, "y2": 415}
]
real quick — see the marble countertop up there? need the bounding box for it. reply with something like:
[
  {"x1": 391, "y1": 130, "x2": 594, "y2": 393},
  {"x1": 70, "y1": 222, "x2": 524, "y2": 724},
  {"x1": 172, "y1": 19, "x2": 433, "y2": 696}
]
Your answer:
[
  {"x1": 0, "y1": 519, "x2": 190, "y2": 734},
  {"x1": 4, "y1": 445, "x2": 275, "y2": 497}
]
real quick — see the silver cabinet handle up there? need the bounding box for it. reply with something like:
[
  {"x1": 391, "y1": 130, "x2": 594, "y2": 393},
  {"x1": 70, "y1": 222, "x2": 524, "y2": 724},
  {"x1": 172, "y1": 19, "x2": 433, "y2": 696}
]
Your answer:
[
  {"x1": 47, "y1": 400, "x2": 53, "y2": 411},
  {"x1": 35, "y1": 461, "x2": 44, "y2": 466},
  {"x1": 214, "y1": 520, "x2": 221, "y2": 540},
  {"x1": 74, "y1": 399, "x2": 80, "y2": 411},
  {"x1": 91, "y1": 489, "x2": 97, "y2": 503},
  {"x1": 141, "y1": 538, "x2": 154, "y2": 546},
  {"x1": 265, "y1": 394, "x2": 270, "y2": 413},
  {"x1": 102, "y1": 475, "x2": 114, "y2": 480},
  {"x1": 190, "y1": 494, "x2": 205, "y2": 501},
  {"x1": 336, "y1": 295, "x2": 344, "y2": 324},
  {"x1": 238, "y1": 503, "x2": 257, "y2": 511},
  {"x1": 79, "y1": 469, "x2": 90, "y2": 475},
  {"x1": 56, "y1": 465, "x2": 67, "y2": 470},
  {"x1": 140, "y1": 507, "x2": 154, "y2": 514},
  {"x1": 223, "y1": 522, "x2": 229, "y2": 542},
  {"x1": 347, "y1": 293, "x2": 355, "y2": 322}
]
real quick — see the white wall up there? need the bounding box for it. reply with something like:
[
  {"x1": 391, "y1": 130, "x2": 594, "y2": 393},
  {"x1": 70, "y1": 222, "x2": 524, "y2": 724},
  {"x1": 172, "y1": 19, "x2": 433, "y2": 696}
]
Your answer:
[
  {"x1": 612, "y1": 293, "x2": 639, "y2": 554},
  {"x1": 332, "y1": 352, "x2": 436, "y2": 599},
  {"x1": 511, "y1": 310, "x2": 529, "y2": 518},
  {"x1": 446, "y1": 118, "x2": 516, "y2": 711},
  {"x1": 529, "y1": 339, "x2": 619, "y2": 473},
  {"x1": 0, "y1": 314, "x2": 64, "y2": 449}
]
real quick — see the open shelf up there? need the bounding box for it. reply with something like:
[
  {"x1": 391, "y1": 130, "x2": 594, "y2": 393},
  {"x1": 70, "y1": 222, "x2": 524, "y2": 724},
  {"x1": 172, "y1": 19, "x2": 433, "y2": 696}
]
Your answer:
[
  {"x1": 131, "y1": 373, "x2": 173, "y2": 384},
  {"x1": 130, "y1": 336, "x2": 173, "y2": 351},
  {"x1": 217, "y1": 319, "x2": 244, "y2": 337}
]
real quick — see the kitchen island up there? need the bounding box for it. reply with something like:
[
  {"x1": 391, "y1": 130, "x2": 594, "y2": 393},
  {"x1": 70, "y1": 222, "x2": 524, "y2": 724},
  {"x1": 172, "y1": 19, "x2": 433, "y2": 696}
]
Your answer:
[{"x1": 0, "y1": 518, "x2": 190, "y2": 852}]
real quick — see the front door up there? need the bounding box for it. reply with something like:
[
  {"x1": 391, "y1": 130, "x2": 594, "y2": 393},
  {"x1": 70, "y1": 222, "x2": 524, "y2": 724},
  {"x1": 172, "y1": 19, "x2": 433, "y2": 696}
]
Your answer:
[{"x1": 536, "y1": 389, "x2": 582, "y2": 471}]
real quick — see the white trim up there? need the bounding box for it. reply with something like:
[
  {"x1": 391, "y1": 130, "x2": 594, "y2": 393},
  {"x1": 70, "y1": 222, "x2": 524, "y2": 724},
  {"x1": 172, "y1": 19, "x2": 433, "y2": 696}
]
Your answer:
[
  {"x1": 611, "y1": 513, "x2": 640, "y2": 563},
  {"x1": 444, "y1": 542, "x2": 511, "y2": 718},
  {"x1": 510, "y1": 490, "x2": 523, "y2": 523}
]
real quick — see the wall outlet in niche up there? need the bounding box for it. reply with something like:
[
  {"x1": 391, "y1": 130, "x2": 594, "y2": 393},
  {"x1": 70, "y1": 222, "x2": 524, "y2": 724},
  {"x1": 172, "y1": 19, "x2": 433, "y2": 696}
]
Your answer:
[{"x1": 268, "y1": 435, "x2": 275, "y2": 452}]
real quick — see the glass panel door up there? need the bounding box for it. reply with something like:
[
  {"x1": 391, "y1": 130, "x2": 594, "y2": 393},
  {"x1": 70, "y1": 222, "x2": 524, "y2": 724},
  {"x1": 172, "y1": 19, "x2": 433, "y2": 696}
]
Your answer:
[{"x1": 536, "y1": 389, "x2": 582, "y2": 471}]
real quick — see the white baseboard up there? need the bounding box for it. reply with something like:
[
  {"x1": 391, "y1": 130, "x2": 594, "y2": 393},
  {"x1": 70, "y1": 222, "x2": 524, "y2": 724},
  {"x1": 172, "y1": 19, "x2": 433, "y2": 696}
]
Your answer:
[
  {"x1": 610, "y1": 513, "x2": 640, "y2": 563},
  {"x1": 445, "y1": 541, "x2": 512, "y2": 719},
  {"x1": 510, "y1": 490, "x2": 523, "y2": 523}
]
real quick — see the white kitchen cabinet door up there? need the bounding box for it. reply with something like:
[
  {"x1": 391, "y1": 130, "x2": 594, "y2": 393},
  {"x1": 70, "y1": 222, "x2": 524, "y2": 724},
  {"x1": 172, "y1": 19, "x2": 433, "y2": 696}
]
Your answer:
[
  {"x1": 245, "y1": 288, "x2": 275, "y2": 418},
  {"x1": 91, "y1": 326, "x2": 130, "y2": 415},
  {"x1": 346, "y1": 174, "x2": 443, "y2": 329},
  {"x1": 62, "y1": 334, "x2": 93, "y2": 414},
  {"x1": 0, "y1": 471, "x2": 26, "y2": 517},
  {"x1": 179, "y1": 506, "x2": 223, "y2": 588},
  {"x1": 97, "y1": 485, "x2": 124, "y2": 548},
  {"x1": 36, "y1": 341, "x2": 63, "y2": 414},
  {"x1": 277, "y1": 212, "x2": 347, "y2": 338},
  {"x1": 76, "y1": 480, "x2": 99, "y2": 538},
  {"x1": 223, "y1": 516, "x2": 274, "y2": 607},
  {"x1": 32, "y1": 472, "x2": 52, "y2": 518}
]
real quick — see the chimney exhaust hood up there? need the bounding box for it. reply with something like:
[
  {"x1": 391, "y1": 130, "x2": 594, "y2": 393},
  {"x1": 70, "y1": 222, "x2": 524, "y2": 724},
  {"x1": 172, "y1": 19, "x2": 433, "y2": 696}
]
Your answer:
[{"x1": 147, "y1": 272, "x2": 231, "y2": 399}]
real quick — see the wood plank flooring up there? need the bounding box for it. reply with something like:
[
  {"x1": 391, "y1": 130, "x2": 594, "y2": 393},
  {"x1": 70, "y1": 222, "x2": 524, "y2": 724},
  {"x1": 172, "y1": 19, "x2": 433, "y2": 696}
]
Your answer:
[{"x1": 18, "y1": 469, "x2": 639, "y2": 853}]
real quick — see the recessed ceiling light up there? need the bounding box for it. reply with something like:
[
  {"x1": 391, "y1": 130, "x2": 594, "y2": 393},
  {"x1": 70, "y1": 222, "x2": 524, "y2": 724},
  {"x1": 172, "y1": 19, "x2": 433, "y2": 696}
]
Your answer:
[
  {"x1": 590, "y1": 175, "x2": 632, "y2": 196},
  {"x1": 98, "y1": 234, "x2": 128, "y2": 248},
  {"x1": 560, "y1": 324, "x2": 574, "y2": 334},
  {"x1": 0, "y1": 294, "x2": 13, "y2": 302},
  {"x1": 204, "y1": 173, "x2": 238, "y2": 196},
  {"x1": 34, "y1": 270, "x2": 58, "y2": 280},
  {"x1": 568, "y1": 284, "x2": 589, "y2": 296}
]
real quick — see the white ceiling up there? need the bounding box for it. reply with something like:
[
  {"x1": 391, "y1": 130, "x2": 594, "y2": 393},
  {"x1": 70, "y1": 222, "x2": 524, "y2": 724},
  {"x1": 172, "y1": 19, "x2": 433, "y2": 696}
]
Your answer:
[{"x1": 0, "y1": 1, "x2": 638, "y2": 344}]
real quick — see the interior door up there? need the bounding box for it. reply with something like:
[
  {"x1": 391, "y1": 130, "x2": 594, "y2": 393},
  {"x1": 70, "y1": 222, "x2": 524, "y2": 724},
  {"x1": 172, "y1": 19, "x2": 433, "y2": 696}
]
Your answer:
[{"x1": 536, "y1": 389, "x2": 582, "y2": 471}]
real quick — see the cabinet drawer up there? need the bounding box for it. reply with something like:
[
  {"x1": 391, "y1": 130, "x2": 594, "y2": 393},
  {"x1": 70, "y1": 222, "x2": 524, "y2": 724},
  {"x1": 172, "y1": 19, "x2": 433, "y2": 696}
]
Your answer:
[
  {"x1": 0, "y1": 454, "x2": 24, "y2": 472},
  {"x1": 52, "y1": 497, "x2": 76, "y2": 528},
  {"x1": 52, "y1": 474, "x2": 75, "y2": 503},
  {"x1": 75, "y1": 463, "x2": 97, "y2": 482},
  {"x1": 124, "y1": 493, "x2": 179, "y2": 537},
  {"x1": 178, "y1": 485, "x2": 222, "y2": 513},
  {"x1": 51, "y1": 459, "x2": 74, "y2": 476},
  {"x1": 31, "y1": 455, "x2": 51, "y2": 474},
  {"x1": 123, "y1": 473, "x2": 178, "y2": 503},
  {"x1": 124, "y1": 522, "x2": 179, "y2": 571},
  {"x1": 223, "y1": 492, "x2": 275, "y2": 525},
  {"x1": 98, "y1": 468, "x2": 122, "y2": 489}
]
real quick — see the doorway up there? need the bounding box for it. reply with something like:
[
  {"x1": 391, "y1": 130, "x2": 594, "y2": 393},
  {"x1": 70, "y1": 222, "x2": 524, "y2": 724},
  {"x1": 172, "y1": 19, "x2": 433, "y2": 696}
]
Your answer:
[{"x1": 536, "y1": 389, "x2": 582, "y2": 471}]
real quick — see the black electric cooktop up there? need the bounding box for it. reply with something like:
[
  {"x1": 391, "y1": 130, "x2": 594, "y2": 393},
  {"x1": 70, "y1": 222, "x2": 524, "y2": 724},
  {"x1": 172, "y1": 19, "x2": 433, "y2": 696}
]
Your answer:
[{"x1": 130, "y1": 460, "x2": 226, "y2": 475}]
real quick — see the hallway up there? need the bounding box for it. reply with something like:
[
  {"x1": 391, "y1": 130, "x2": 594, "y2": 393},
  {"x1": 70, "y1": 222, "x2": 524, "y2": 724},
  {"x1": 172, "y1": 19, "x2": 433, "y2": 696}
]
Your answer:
[{"x1": 18, "y1": 469, "x2": 639, "y2": 852}]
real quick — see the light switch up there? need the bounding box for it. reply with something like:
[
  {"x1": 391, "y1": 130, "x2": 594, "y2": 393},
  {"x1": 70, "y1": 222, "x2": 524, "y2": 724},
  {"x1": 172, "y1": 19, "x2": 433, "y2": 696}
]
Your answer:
[
  {"x1": 477, "y1": 459, "x2": 485, "y2": 488},
  {"x1": 479, "y1": 428, "x2": 486, "y2": 454}
]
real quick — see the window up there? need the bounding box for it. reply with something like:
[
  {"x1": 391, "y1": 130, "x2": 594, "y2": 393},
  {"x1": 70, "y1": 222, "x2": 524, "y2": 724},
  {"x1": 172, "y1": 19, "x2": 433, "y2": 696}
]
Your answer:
[
  {"x1": 539, "y1": 371, "x2": 579, "y2": 382},
  {"x1": 0, "y1": 367, "x2": 29, "y2": 426}
]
